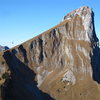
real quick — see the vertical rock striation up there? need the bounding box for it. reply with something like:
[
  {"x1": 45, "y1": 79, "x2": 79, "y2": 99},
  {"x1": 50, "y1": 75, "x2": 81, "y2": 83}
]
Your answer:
[
  {"x1": 0, "y1": 6, "x2": 100, "y2": 100},
  {"x1": 64, "y1": 6, "x2": 98, "y2": 42}
]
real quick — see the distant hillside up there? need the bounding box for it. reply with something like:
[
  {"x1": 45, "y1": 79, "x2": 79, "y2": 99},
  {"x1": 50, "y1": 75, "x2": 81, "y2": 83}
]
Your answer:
[{"x1": 0, "y1": 45, "x2": 9, "y2": 51}]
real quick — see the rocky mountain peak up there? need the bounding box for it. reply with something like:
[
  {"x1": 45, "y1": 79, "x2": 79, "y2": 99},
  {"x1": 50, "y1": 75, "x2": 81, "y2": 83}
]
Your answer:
[
  {"x1": 64, "y1": 6, "x2": 98, "y2": 42},
  {"x1": 64, "y1": 6, "x2": 92, "y2": 20},
  {"x1": 0, "y1": 6, "x2": 100, "y2": 100}
]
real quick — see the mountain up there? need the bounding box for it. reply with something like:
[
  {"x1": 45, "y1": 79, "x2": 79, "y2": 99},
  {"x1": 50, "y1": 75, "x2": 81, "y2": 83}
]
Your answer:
[
  {"x1": 0, "y1": 6, "x2": 100, "y2": 100},
  {"x1": 0, "y1": 45, "x2": 9, "y2": 51}
]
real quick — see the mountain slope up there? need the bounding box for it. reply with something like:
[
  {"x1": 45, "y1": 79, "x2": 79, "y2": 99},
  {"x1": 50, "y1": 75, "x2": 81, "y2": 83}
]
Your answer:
[{"x1": 0, "y1": 6, "x2": 100, "y2": 100}]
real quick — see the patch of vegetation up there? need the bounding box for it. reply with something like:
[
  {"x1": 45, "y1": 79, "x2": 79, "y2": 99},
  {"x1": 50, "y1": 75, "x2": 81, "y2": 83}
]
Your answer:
[
  {"x1": 2, "y1": 61, "x2": 5, "y2": 65},
  {"x1": 2, "y1": 72, "x2": 10, "y2": 79}
]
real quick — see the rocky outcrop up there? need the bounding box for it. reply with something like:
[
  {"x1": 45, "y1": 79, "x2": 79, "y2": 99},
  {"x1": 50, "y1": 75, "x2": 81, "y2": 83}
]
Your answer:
[
  {"x1": 0, "y1": 6, "x2": 100, "y2": 100},
  {"x1": 64, "y1": 6, "x2": 98, "y2": 42}
]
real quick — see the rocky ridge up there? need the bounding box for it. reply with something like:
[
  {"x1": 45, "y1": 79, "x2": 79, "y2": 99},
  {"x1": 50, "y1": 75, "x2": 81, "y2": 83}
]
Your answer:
[{"x1": 0, "y1": 6, "x2": 100, "y2": 100}]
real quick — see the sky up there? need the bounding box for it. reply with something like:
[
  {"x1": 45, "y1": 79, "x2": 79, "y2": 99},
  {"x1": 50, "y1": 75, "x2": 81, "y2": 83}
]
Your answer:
[{"x1": 0, "y1": 0, "x2": 100, "y2": 48}]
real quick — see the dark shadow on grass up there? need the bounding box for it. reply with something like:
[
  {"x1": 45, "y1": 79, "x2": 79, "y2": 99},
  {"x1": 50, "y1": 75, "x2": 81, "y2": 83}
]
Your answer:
[{"x1": 2, "y1": 49, "x2": 55, "y2": 100}]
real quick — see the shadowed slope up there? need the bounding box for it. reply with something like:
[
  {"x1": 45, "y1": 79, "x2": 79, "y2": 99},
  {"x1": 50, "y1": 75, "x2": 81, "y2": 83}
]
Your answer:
[
  {"x1": 91, "y1": 45, "x2": 100, "y2": 83},
  {"x1": 2, "y1": 50, "x2": 55, "y2": 100}
]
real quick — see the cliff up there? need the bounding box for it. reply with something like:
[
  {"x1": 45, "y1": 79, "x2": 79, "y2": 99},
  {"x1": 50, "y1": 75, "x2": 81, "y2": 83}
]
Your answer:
[{"x1": 0, "y1": 6, "x2": 100, "y2": 100}]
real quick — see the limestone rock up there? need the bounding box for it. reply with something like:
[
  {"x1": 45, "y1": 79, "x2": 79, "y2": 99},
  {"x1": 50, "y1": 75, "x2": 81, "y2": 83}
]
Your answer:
[{"x1": 0, "y1": 6, "x2": 100, "y2": 100}]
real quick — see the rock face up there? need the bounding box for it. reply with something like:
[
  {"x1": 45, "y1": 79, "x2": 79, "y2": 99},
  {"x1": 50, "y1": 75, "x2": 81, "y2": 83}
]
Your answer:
[{"x1": 0, "y1": 6, "x2": 100, "y2": 100}]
